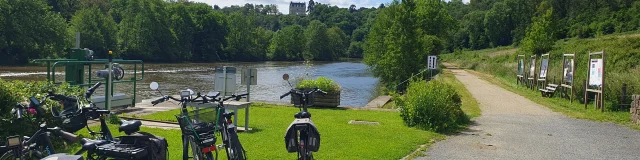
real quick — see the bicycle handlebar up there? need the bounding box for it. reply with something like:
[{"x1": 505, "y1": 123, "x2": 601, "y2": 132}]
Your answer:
[
  {"x1": 279, "y1": 88, "x2": 327, "y2": 99},
  {"x1": 84, "y1": 82, "x2": 102, "y2": 100},
  {"x1": 51, "y1": 127, "x2": 79, "y2": 142}
]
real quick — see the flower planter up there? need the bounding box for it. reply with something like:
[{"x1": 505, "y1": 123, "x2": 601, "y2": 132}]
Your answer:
[{"x1": 291, "y1": 91, "x2": 340, "y2": 107}]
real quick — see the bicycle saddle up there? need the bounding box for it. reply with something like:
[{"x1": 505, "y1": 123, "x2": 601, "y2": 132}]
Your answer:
[
  {"x1": 294, "y1": 111, "x2": 311, "y2": 119},
  {"x1": 81, "y1": 138, "x2": 109, "y2": 151},
  {"x1": 119, "y1": 120, "x2": 141, "y2": 135}
]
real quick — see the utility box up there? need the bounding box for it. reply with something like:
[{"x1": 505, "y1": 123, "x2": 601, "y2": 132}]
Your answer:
[
  {"x1": 65, "y1": 48, "x2": 94, "y2": 85},
  {"x1": 215, "y1": 66, "x2": 237, "y2": 96}
]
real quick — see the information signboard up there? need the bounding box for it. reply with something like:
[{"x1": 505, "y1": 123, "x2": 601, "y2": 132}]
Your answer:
[
  {"x1": 589, "y1": 59, "x2": 603, "y2": 87},
  {"x1": 428, "y1": 56, "x2": 437, "y2": 69}
]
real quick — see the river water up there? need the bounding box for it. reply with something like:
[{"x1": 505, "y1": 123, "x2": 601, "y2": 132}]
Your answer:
[{"x1": 0, "y1": 61, "x2": 378, "y2": 107}]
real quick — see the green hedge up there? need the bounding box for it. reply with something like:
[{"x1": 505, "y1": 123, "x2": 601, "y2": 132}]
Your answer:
[
  {"x1": 296, "y1": 76, "x2": 342, "y2": 93},
  {"x1": 0, "y1": 79, "x2": 83, "y2": 140},
  {"x1": 394, "y1": 79, "x2": 469, "y2": 133}
]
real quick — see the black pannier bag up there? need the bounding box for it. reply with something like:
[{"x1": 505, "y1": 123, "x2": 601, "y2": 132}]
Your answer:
[
  {"x1": 128, "y1": 132, "x2": 168, "y2": 160},
  {"x1": 284, "y1": 118, "x2": 320, "y2": 152}
]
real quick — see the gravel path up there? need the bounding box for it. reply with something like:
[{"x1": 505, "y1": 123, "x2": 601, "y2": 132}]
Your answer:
[{"x1": 420, "y1": 68, "x2": 640, "y2": 160}]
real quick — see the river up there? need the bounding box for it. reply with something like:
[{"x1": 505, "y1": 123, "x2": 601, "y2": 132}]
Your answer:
[{"x1": 0, "y1": 61, "x2": 379, "y2": 107}]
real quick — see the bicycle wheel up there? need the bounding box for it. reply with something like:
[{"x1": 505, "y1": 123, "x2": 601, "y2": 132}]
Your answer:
[
  {"x1": 0, "y1": 150, "x2": 42, "y2": 160},
  {"x1": 223, "y1": 129, "x2": 245, "y2": 160},
  {"x1": 189, "y1": 136, "x2": 206, "y2": 160}
]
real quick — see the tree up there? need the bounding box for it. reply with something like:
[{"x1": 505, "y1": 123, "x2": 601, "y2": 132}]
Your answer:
[
  {"x1": 327, "y1": 27, "x2": 348, "y2": 59},
  {"x1": 0, "y1": 0, "x2": 69, "y2": 65},
  {"x1": 167, "y1": 2, "x2": 196, "y2": 60},
  {"x1": 268, "y1": 25, "x2": 306, "y2": 60},
  {"x1": 304, "y1": 20, "x2": 330, "y2": 61},
  {"x1": 521, "y1": 3, "x2": 555, "y2": 55},
  {"x1": 191, "y1": 7, "x2": 228, "y2": 62},
  {"x1": 364, "y1": 0, "x2": 454, "y2": 90},
  {"x1": 116, "y1": 0, "x2": 177, "y2": 62},
  {"x1": 484, "y1": 1, "x2": 513, "y2": 47},
  {"x1": 464, "y1": 11, "x2": 489, "y2": 49},
  {"x1": 349, "y1": 4, "x2": 357, "y2": 13},
  {"x1": 69, "y1": 7, "x2": 118, "y2": 59}
]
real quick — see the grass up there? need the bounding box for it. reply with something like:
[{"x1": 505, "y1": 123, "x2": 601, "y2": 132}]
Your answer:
[
  {"x1": 465, "y1": 69, "x2": 640, "y2": 130},
  {"x1": 439, "y1": 70, "x2": 482, "y2": 119},
  {"x1": 137, "y1": 103, "x2": 444, "y2": 159}
]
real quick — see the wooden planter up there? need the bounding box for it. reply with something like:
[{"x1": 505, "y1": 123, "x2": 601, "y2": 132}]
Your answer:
[{"x1": 291, "y1": 91, "x2": 340, "y2": 107}]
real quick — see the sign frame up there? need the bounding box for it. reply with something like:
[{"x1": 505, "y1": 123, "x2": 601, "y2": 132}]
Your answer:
[
  {"x1": 536, "y1": 53, "x2": 551, "y2": 89},
  {"x1": 517, "y1": 55, "x2": 526, "y2": 86},
  {"x1": 527, "y1": 55, "x2": 537, "y2": 90},
  {"x1": 584, "y1": 51, "x2": 606, "y2": 112},
  {"x1": 560, "y1": 53, "x2": 576, "y2": 103}
]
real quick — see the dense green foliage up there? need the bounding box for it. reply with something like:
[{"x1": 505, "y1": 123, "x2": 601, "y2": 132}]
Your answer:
[
  {"x1": 296, "y1": 76, "x2": 342, "y2": 93},
  {"x1": 0, "y1": 0, "x2": 379, "y2": 65},
  {"x1": 444, "y1": 0, "x2": 640, "y2": 52},
  {"x1": 442, "y1": 35, "x2": 640, "y2": 111},
  {"x1": 394, "y1": 79, "x2": 468, "y2": 132},
  {"x1": 363, "y1": 0, "x2": 454, "y2": 90},
  {"x1": 0, "y1": 79, "x2": 83, "y2": 139}
]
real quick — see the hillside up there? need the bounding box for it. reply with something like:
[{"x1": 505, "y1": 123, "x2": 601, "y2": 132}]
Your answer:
[{"x1": 441, "y1": 32, "x2": 640, "y2": 111}]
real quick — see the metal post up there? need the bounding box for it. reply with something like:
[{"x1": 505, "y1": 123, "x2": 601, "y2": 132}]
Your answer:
[
  {"x1": 246, "y1": 68, "x2": 251, "y2": 102},
  {"x1": 75, "y1": 32, "x2": 80, "y2": 49},
  {"x1": 584, "y1": 79, "x2": 588, "y2": 109},
  {"x1": 621, "y1": 84, "x2": 627, "y2": 111},
  {"x1": 222, "y1": 67, "x2": 227, "y2": 98},
  {"x1": 107, "y1": 51, "x2": 113, "y2": 111}
]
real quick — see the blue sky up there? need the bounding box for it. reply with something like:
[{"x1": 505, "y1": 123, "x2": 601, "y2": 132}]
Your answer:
[{"x1": 192, "y1": 0, "x2": 470, "y2": 14}]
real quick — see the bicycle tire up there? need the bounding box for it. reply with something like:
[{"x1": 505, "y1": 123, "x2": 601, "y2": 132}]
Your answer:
[
  {"x1": 0, "y1": 150, "x2": 43, "y2": 160},
  {"x1": 224, "y1": 129, "x2": 245, "y2": 160},
  {"x1": 189, "y1": 136, "x2": 206, "y2": 160}
]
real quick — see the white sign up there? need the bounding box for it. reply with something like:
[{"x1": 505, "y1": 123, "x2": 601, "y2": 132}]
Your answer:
[
  {"x1": 214, "y1": 66, "x2": 237, "y2": 96},
  {"x1": 428, "y1": 56, "x2": 437, "y2": 69},
  {"x1": 539, "y1": 59, "x2": 549, "y2": 78},
  {"x1": 589, "y1": 59, "x2": 603, "y2": 87},
  {"x1": 241, "y1": 68, "x2": 257, "y2": 85}
]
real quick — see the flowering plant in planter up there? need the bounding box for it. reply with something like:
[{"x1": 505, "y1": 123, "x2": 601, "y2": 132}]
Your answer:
[{"x1": 294, "y1": 77, "x2": 342, "y2": 107}]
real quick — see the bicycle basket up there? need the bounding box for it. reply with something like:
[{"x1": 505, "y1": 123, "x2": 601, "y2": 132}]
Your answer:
[
  {"x1": 175, "y1": 108, "x2": 218, "y2": 135},
  {"x1": 291, "y1": 91, "x2": 314, "y2": 107},
  {"x1": 62, "y1": 112, "x2": 87, "y2": 133}
]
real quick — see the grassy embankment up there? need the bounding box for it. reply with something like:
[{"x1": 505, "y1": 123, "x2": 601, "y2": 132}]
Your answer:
[{"x1": 441, "y1": 33, "x2": 640, "y2": 129}]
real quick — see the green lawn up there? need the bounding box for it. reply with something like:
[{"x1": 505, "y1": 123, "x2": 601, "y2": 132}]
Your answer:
[{"x1": 134, "y1": 103, "x2": 443, "y2": 159}]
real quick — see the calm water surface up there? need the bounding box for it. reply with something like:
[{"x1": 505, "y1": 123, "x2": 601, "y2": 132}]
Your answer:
[{"x1": 0, "y1": 61, "x2": 378, "y2": 107}]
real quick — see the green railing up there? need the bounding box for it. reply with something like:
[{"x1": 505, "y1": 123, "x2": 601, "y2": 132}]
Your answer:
[{"x1": 32, "y1": 59, "x2": 144, "y2": 109}]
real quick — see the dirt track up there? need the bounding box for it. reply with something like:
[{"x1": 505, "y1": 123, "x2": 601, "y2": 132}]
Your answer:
[{"x1": 420, "y1": 67, "x2": 640, "y2": 160}]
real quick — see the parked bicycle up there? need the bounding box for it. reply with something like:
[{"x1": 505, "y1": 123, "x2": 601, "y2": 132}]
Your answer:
[
  {"x1": 45, "y1": 82, "x2": 168, "y2": 160},
  {"x1": 279, "y1": 74, "x2": 324, "y2": 160},
  {"x1": 0, "y1": 96, "x2": 80, "y2": 160},
  {"x1": 149, "y1": 82, "x2": 247, "y2": 160}
]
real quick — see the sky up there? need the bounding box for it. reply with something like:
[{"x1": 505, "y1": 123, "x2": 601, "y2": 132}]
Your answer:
[{"x1": 192, "y1": 0, "x2": 470, "y2": 14}]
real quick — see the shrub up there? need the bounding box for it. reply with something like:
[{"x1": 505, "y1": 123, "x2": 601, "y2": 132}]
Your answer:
[
  {"x1": 0, "y1": 79, "x2": 83, "y2": 139},
  {"x1": 296, "y1": 76, "x2": 342, "y2": 93},
  {"x1": 394, "y1": 79, "x2": 468, "y2": 132}
]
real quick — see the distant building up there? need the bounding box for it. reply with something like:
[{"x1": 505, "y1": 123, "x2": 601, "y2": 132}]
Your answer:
[{"x1": 289, "y1": 2, "x2": 306, "y2": 16}]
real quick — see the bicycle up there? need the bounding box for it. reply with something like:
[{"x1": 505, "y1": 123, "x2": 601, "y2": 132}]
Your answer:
[
  {"x1": 47, "y1": 82, "x2": 167, "y2": 160},
  {"x1": 0, "y1": 96, "x2": 80, "y2": 160},
  {"x1": 149, "y1": 82, "x2": 247, "y2": 160},
  {"x1": 279, "y1": 74, "x2": 325, "y2": 160}
]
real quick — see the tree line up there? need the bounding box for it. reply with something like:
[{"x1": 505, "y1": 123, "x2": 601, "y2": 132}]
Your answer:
[
  {"x1": 363, "y1": 0, "x2": 640, "y2": 90},
  {"x1": 0, "y1": 0, "x2": 379, "y2": 65}
]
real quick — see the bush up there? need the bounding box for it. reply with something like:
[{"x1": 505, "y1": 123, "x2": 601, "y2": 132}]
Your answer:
[
  {"x1": 296, "y1": 76, "x2": 342, "y2": 93},
  {"x1": 0, "y1": 79, "x2": 83, "y2": 139},
  {"x1": 394, "y1": 79, "x2": 468, "y2": 132}
]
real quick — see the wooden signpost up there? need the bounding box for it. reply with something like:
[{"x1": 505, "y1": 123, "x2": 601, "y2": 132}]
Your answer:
[
  {"x1": 537, "y1": 53, "x2": 551, "y2": 89},
  {"x1": 584, "y1": 51, "x2": 606, "y2": 112},
  {"x1": 560, "y1": 54, "x2": 576, "y2": 103},
  {"x1": 517, "y1": 55, "x2": 526, "y2": 86},
  {"x1": 527, "y1": 55, "x2": 537, "y2": 90}
]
